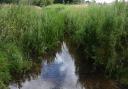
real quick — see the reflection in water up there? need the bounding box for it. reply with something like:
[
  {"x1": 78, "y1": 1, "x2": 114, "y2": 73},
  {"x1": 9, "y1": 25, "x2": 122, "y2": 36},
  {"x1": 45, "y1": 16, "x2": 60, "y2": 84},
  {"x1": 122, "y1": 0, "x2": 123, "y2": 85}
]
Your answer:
[
  {"x1": 9, "y1": 42, "x2": 82, "y2": 89},
  {"x1": 9, "y1": 42, "x2": 120, "y2": 89}
]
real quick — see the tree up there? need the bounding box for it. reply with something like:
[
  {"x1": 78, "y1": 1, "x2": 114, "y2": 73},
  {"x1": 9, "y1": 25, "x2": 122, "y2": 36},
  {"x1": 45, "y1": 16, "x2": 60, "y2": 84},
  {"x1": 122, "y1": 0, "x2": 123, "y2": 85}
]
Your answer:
[
  {"x1": 54, "y1": 0, "x2": 81, "y2": 3},
  {"x1": 20, "y1": 0, "x2": 54, "y2": 6},
  {"x1": 92, "y1": 0, "x2": 96, "y2": 3},
  {"x1": 54, "y1": 0, "x2": 63, "y2": 3},
  {"x1": 31, "y1": 0, "x2": 54, "y2": 6},
  {"x1": 0, "y1": 0, "x2": 19, "y2": 4}
]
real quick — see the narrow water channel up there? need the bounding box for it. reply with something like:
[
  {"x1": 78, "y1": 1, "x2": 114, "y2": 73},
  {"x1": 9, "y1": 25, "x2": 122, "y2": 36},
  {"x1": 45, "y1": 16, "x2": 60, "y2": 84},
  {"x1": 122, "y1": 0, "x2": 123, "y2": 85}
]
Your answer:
[{"x1": 9, "y1": 42, "x2": 120, "y2": 89}]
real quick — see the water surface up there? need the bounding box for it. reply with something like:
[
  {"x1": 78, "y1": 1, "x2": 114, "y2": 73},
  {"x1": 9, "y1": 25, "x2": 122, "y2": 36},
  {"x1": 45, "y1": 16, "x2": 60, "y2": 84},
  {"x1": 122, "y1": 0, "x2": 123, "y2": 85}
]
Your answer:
[{"x1": 9, "y1": 42, "x2": 120, "y2": 89}]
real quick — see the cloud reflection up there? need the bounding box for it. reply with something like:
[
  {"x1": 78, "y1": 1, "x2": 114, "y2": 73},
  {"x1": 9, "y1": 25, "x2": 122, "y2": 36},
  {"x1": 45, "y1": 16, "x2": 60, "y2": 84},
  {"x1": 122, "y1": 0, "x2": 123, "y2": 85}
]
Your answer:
[{"x1": 9, "y1": 42, "x2": 83, "y2": 89}]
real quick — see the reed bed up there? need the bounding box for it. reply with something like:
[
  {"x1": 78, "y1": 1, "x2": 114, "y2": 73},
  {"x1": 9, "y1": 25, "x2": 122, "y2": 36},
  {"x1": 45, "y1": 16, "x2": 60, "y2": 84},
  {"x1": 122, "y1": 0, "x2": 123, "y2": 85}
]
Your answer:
[{"x1": 0, "y1": 3, "x2": 128, "y2": 88}]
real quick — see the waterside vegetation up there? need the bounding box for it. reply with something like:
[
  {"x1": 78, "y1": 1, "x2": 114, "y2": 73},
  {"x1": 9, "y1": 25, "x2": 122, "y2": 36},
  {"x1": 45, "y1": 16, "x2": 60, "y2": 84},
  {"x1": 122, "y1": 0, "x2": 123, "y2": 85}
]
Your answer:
[{"x1": 0, "y1": 2, "x2": 128, "y2": 88}]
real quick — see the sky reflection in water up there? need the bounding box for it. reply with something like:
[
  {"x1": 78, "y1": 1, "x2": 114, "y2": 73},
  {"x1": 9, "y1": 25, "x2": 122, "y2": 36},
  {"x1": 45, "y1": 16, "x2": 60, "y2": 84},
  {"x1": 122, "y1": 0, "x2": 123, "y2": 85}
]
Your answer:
[{"x1": 9, "y1": 42, "x2": 83, "y2": 89}]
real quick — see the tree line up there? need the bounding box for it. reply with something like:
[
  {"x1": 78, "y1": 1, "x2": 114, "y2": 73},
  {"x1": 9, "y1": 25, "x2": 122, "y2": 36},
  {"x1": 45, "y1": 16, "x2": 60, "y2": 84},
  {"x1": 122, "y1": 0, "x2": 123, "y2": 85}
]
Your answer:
[{"x1": 0, "y1": 0, "x2": 83, "y2": 5}]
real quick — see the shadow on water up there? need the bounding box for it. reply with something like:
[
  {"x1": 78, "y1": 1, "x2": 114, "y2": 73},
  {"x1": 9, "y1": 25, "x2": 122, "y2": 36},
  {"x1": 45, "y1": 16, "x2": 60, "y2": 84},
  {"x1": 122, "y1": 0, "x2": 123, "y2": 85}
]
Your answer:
[{"x1": 9, "y1": 42, "x2": 122, "y2": 89}]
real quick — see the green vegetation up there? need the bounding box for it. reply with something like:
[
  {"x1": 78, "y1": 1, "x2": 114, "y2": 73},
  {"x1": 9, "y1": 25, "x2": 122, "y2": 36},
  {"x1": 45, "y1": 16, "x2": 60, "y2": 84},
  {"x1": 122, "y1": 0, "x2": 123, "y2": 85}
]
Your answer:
[
  {"x1": 0, "y1": 0, "x2": 19, "y2": 4},
  {"x1": 0, "y1": 0, "x2": 54, "y2": 6},
  {"x1": 64, "y1": 3, "x2": 128, "y2": 83},
  {"x1": 0, "y1": 2, "x2": 128, "y2": 88},
  {"x1": 0, "y1": 5, "x2": 65, "y2": 88},
  {"x1": 20, "y1": 0, "x2": 54, "y2": 6},
  {"x1": 0, "y1": 0, "x2": 84, "y2": 6}
]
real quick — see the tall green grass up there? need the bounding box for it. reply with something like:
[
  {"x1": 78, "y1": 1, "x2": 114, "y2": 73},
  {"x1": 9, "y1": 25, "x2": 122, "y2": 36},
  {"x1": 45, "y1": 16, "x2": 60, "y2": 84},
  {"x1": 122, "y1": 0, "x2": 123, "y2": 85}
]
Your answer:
[
  {"x1": 0, "y1": 3, "x2": 128, "y2": 88},
  {"x1": 0, "y1": 5, "x2": 65, "y2": 87},
  {"x1": 64, "y1": 3, "x2": 128, "y2": 83}
]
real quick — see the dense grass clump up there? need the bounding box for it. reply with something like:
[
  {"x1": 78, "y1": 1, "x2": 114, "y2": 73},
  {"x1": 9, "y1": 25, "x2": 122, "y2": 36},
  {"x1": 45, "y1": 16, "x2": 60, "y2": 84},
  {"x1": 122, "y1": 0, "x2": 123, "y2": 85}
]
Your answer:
[
  {"x1": 64, "y1": 3, "x2": 128, "y2": 84},
  {"x1": 0, "y1": 5, "x2": 65, "y2": 87},
  {"x1": 0, "y1": 3, "x2": 128, "y2": 88}
]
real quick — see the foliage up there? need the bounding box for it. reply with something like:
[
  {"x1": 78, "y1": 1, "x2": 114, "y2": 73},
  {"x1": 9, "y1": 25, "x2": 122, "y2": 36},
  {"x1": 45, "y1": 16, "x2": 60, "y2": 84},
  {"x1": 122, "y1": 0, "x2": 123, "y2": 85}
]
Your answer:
[
  {"x1": 30, "y1": 0, "x2": 54, "y2": 6},
  {"x1": 0, "y1": 2, "x2": 128, "y2": 88},
  {"x1": 63, "y1": 3, "x2": 128, "y2": 83},
  {"x1": 0, "y1": 81, "x2": 8, "y2": 89},
  {"x1": 54, "y1": 0, "x2": 81, "y2": 3},
  {"x1": 0, "y1": 5, "x2": 65, "y2": 87},
  {"x1": 0, "y1": 0, "x2": 19, "y2": 4},
  {"x1": 0, "y1": 0, "x2": 54, "y2": 6}
]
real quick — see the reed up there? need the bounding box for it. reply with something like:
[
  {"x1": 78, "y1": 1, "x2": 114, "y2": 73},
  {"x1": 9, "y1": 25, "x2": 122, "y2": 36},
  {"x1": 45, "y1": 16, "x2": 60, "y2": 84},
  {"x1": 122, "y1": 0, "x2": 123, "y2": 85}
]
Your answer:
[{"x1": 0, "y1": 3, "x2": 128, "y2": 87}]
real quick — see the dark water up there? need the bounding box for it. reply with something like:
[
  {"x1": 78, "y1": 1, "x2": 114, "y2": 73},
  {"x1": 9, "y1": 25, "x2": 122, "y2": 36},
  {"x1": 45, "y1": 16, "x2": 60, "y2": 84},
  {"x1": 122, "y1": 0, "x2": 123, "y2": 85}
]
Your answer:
[{"x1": 9, "y1": 42, "x2": 120, "y2": 89}]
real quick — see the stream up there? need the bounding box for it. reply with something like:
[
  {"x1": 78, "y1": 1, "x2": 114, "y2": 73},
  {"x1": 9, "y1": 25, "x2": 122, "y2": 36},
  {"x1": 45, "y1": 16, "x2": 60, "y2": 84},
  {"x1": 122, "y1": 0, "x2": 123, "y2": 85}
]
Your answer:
[{"x1": 9, "y1": 42, "x2": 121, "y2": 89}]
